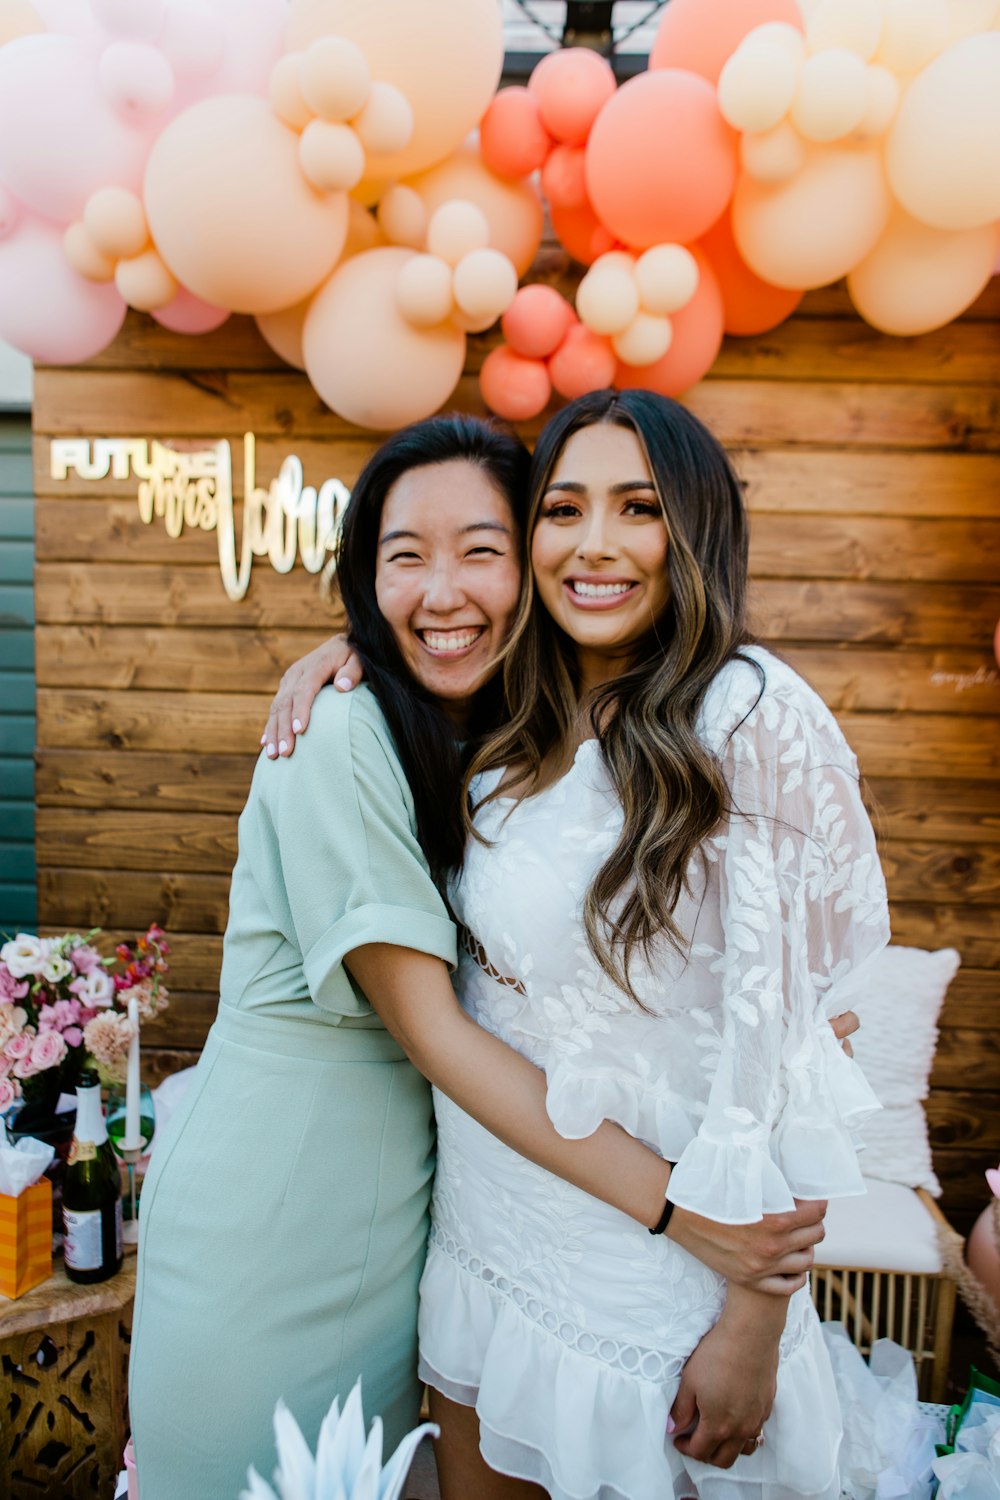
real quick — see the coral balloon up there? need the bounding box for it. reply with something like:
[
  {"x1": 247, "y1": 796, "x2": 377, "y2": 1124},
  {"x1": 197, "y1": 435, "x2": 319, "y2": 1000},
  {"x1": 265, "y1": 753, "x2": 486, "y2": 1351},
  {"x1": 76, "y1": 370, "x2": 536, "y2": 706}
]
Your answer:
[
  {"x1": 541, "y1": 144, "x2": 588, "y2": 210},
  {"x1": 807, "y1": 0, "x2": 882, "y2": 58},
  {"x1": 99, "y1": 40, "x2": 175, "y2": 123},
  {"x1": 286, "y1": 0, "x2": 503, "y2": 181},
  {"x1": 145, "y1": 96, "x2": 349, "y2": 314},
  {"x1": 791, "y1": 49, "x2": 870, "y2": 142},
  {"x1": 612, "y1": 313, "x2": 673, "y2": 367},
  {"x1": 83, "y1": 186, "x2": 147, "y2": 260},
  {"x1": 299, "y1": 35, "x2": 370, "y2": 121},
  {"x1": 698, "y1": 209, "x2": 803, "y2": 333},
  {"x1": 377, "y1": 184, "x2": 426, "y2": 249},
  {"x1": 396, "y1": 253, "x2": 455, "y2": 327},
  {"x1": 353, "y1": 82, "x2": 413, "y2": 156},
  {"x1": 718, "y1": 39, "x2": 799, "y2": 133},
  {"x1": 479, "y1": 87, "x2": 551, "y2": 179},
  {"x1": 63, "y1": 221, "x2": 115, "y2": 282},
  {"x1": 452, "y1": 248, "x2": 517, "y2": 325},
  {"x1": 650, "y1": 0, "x2": 804, "y2": 84},
  {"x1": 0, "y1": 215, "x2": 126, "y2": 361},
  {"x1": 152, "y1": 288, "x2": 229, "y2": 335},
  {"x1": 740, "y1": 121, "x2": 808, "y2": 183},
  {"x1": 527, "y1": 48, "x2": 616, "y2": 146},
  {"x1": 115, "y1": 248, "x2": 177, "y2": 311},
  {"x1": 256, "y1": 297, "x2": 310, "y2": 369},
  {"x1": 615, "y1": 250, "x2": 724, "y2": 398},
  {"x1": 585, "y1": 70, "x2": 739, "y2": 248},
  {"x1": 885, "y1": 33, "x2": 1000, "y2": 231},
  {"x1": 733, "y1": 143, "x2": 891, "y2": 288},
  {"x1": 577, "y1": 260, "x2": 640, "y2": 336},
  {"x1": 502, "y1": 285, "x2": 575, "y2": 359},
  {"x1": 635, "y1": 244, "x2": 700, "y2": 315},
  {"x1": 299, "y1": 119, "x2": 366, "y2": 192},
  {"x1": 550, "y1": 199, "x2": 618, "y2": 265},
  {"x1": 407, "y1": 145, "x2": 543, "y2": 276},
  {"x1": 549, "y1": 323, "x2": 617, "y2": 399},
  {"x1": 479, "y1": 346, "x2": 551, "y2": 422},
  {"x1": 303, "y1": 246, "x2": 466, "y2": 429},
  {"x1": 848, "y1": 208, "x2": 1000, "y2": 333},
  {"x1": 0, "y1": 34, "x2": 146, "y2": 220}
]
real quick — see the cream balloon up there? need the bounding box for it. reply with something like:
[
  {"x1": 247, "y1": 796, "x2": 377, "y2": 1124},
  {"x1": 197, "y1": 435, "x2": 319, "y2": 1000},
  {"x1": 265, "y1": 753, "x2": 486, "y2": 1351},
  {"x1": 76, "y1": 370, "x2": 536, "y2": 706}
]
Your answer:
[
  {"x1": 744, "y1": 21, "x2": 807, "y2": 63},
  {"x1": 718, "y1": 40, "x2": 799, "y2": 133},
  {"x1": 0, "y1": 0, "x2": 44, "y2": 45},
  {"x1": 426, "y1": 200, "x2": 489, "y2": 267},
  {"x1": 299, "y1": 119, "x2": 365, "y2": 192},
  {"x1": 885, "y1": 33, "x2": 1000, "y2": 229},
  {"x1": 353, "y1": 82, "x2": 413, "y2": 155},
  {"x1": 396, "y1": 252, "x2": 454, "y2": 326},
  {"x1": 877, "y1": 0, "x2": 950, "y2": 72},
  {"x1": 451, "y1": 247, "x2": 518, "y2": 325},
  {"x1": 115, "y1": 248, "x2": 177, "y2": 311},
  {"x1": 947, "y1": 0, "x2": 999, "y2": 38},
  {"x1": 852, "y1": 64, "x2": 899, "y2": 139},
  {"x1": 269, "y1": 54, "x2": 312, "y2": 130},
  {"x1": 303, "y1": 245, "x2": 466, "y2": 429},
  {"x1": 299, "y1": 36, "x2": 370, "y2": 122},
  {"x1": 377, "y1": 184, "x2": 427, "y2": 249},
  {"x1": 740, "y1": 120, "x2": 807, "y2": 183},
  {"x1": 635, "y1": 244, "x2": 699, "y2": 314},
  {"x1": 256, "y1": 297, "x2": 310, "y2": 369},
  {"x1": 848, "y1": 206, "x2": 1000, "y2": 332},
  {"x1": 806, "y1": 0, "x2": 882, "y2": 58},
  {"x1": 576, "y1": 263, "x2": 640, "y2": 335},
  {"x1": 63, "y1": 221, "x2": 115, "y2": 282},
  {"x1": 733, "y1": 142, "x2": 891, "y2": 287},
  {"x1": 286, "y1": 0, "x2": 503, "y2": 180},
  {"x1": 612, "y1": 312, "x2": 673, "y2": 366},
  {"x1": 591, "y1": 250, "x2": 638, "y2": 276},
  {"x1": 405, "y1": 144, "x2": 543, "y2": 277},
  {"x1": 83, "y1": 186, "x2": 147, "y2": 260},
  {"x1": 341, "y1": 197, "x2": 385, "y2": 259},
  {"x1": 791, "y1": 49, "x2": 870, "y2": 141}
]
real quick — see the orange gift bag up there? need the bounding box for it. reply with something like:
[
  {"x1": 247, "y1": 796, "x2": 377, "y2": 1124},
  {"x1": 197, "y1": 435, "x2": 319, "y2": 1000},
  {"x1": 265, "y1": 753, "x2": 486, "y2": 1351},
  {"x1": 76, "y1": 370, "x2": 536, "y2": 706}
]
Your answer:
[{"x1": 0, "y1": 1176, "x2": 53, "y2": 1298}]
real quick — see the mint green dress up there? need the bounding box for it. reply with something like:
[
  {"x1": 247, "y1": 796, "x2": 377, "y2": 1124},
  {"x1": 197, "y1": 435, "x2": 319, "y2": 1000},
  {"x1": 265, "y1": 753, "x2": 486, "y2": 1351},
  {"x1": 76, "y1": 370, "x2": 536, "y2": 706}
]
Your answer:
[{"x1": 129, "y1": 687, "x2": 456, "y2": 1500}]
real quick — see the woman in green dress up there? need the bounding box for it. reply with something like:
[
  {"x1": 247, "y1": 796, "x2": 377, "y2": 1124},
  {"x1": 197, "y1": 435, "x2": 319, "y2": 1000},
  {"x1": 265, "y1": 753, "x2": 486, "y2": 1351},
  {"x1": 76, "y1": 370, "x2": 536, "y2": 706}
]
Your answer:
[{"x1": 129, "y1": 417, "x2": 829, "y2": 1500}]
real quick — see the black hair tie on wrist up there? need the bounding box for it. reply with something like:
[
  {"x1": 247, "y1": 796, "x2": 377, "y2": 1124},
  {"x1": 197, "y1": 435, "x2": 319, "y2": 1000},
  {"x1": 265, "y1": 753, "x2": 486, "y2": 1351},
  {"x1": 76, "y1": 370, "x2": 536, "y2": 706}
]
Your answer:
[{"x1": 648, "y1": 1198, "x2": 675, "y2": 1236}]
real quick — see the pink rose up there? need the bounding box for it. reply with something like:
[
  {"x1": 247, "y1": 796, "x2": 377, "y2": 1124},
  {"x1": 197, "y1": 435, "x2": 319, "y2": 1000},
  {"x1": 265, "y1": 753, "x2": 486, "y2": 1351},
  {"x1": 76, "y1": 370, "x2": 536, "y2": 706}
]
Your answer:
[
  {"x1": 0, "y1": 1077, "x2": 17, "y2": 1111},
  {"x1": 62, "y1": 1026, "x2": 83, "y2": 1047},
  {"x1": 0, "y1": 963, "x2": 28, "y2": 1002},
  {"x1": 31, "y1": 1030, "x2": 68, "y2": 1071},
  {"x1": 12, "y1": 1054, "x2": 37, "y2": 1078},
  {"x1": 4, "y1": 1032, "x2": 33, "y2": 1061},
  {"x1": 69, "y1": 945, "x2": 101, "y2": 974}
]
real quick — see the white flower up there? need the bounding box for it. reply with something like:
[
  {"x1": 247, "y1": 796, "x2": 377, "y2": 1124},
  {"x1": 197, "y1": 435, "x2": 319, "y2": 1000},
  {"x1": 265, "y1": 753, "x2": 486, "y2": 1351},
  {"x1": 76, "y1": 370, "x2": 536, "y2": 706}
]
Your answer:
[
  {"x1": 40, "y1": 954, "x2": 72, "y2": 985},
  {"x1": 1, "y1": 934, "x2": 50, "y2": 979},
  {"x1": 241, "y1": 1379, "x2": 436, "y2": 1500},
  {"x1": 70, "y1": 968, "x2": 115, "y2": 1008}
]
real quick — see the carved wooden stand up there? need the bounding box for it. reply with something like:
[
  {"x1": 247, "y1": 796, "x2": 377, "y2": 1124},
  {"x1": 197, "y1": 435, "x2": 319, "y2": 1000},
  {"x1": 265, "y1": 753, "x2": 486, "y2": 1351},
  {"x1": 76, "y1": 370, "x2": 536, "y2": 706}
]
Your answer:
[{"x1": 0, "y1": 1253, "x2": 135, "y2": 1500}]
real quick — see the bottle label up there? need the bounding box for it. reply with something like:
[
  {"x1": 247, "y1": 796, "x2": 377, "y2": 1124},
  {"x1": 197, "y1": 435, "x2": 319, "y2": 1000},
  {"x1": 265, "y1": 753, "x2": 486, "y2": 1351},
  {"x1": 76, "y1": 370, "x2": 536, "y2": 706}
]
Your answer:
[
  {"x1": 68, "y1": 1139, "x2": 97, "y2": 1165},
  {"x1": 114, "y1": 1198, "x2": 123, "y2": 1260},
  {"x1": 64, "y1": 1207, "x2": 103, "y2": 1271}
]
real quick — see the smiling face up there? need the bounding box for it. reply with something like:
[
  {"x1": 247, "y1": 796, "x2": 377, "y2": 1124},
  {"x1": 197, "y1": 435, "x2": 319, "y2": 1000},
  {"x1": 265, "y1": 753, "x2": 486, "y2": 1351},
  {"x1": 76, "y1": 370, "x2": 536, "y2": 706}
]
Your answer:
[
  {"x1": 375, "y1": 458, "x2": 522, "y2": 724},
  {"x1": 530, "y1": 420, "x2": 671, "y2": 693}
]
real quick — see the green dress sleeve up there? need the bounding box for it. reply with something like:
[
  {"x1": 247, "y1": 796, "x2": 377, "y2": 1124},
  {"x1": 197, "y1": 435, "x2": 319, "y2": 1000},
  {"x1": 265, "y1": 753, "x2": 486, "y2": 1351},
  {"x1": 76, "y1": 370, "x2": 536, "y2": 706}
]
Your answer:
[{"x1": 263, "y1": 686, "x2": 457, "y2": 1016}]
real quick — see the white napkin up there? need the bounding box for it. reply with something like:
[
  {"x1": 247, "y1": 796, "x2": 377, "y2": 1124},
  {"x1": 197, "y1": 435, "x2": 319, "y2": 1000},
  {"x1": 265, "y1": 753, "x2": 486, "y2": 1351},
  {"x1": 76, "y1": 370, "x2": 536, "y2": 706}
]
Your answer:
[
  {"x1": 0, "y1": 1136, "x2": 56, "y2": 1197},
  {"x1": 934, "y1": 1405, "x2": 1000, "y2": 1499}
]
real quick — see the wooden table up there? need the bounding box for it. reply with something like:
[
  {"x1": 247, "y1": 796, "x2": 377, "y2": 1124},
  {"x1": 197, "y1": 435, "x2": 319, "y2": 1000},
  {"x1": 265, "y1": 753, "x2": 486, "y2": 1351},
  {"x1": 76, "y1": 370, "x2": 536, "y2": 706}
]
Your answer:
[{"x1": 0, "y1": 1250, "x2": 135, "y2": 1500}]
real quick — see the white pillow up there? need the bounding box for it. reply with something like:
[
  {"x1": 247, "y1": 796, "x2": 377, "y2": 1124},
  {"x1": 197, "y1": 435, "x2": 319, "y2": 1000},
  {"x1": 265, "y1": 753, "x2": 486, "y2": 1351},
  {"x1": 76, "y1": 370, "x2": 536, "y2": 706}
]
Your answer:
[{"x1": 835, "y1": 945, "x2": 960, "y2": 1196}]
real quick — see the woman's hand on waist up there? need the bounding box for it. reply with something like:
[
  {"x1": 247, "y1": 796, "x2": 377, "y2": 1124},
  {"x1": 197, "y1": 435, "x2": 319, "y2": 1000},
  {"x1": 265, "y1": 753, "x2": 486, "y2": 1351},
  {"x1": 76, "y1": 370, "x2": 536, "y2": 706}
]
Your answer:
[
  {"x1": 665, "y1": 1198, "x2": 825, "y2": 1296},
  {"x1": 261, "y1": 635, "x2": 364, "y2": 758}
]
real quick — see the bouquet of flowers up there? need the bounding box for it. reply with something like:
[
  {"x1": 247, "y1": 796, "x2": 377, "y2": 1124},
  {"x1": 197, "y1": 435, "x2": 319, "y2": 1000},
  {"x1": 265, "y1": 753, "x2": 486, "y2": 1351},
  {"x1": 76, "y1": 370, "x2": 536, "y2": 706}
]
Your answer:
[{"x1": 0, "y1": 925, "x2": 169, "y2": 1111}]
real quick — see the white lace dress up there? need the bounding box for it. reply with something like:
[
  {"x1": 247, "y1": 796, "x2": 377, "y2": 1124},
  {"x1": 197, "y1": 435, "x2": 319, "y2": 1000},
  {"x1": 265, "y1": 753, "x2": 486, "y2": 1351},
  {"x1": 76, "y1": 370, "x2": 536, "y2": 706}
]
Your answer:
[{"x1": 418, "y1": 648, "x2": 891, "y2": 1500}]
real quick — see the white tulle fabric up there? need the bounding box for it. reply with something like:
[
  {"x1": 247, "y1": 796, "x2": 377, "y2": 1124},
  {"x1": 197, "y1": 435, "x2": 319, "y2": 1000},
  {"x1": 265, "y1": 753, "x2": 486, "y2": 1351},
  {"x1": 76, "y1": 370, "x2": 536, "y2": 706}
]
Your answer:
[{"x1": 418, "y1": 649, "x2": 890, "y2": 1500}]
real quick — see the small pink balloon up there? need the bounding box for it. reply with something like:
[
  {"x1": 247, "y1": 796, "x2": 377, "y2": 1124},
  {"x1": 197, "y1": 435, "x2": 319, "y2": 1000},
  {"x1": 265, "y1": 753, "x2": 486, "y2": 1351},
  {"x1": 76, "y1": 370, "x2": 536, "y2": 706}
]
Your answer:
[
  {"x1": 159, "y1": 1, "x2": 226, "y2": 82},
  {"x1": 209, "y1": 0, "x2": 288, "y2": 95},
  {"x1": 90, "y1": 0, "x2": 165, "y2": 39},
  {"x1": 0, "y1": 214, "x2": 126, "y2": 361},
  {"x1": 502, "y1": 284, "x2": 575, "y2": 359},
  {"x1": 99, "y1": 40, "x2": 176, "y2": 122},
  {"x1": 479, "y1": 86, "x2": 551, "y2": 179},
  {"x1": 548, "y1": 322, "x2": 617, "y2": 399},
  {"x1": 152, "y1": 287, "x2": 230, "y2": 335},
  {"x1": 480, "y1": 345, "x2": 551, "y2": 422}
]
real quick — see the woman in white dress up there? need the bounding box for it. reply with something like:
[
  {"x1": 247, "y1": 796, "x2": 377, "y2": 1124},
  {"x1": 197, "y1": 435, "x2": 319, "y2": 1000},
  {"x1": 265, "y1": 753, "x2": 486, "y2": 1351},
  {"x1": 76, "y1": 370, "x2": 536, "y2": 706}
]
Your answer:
[{"x1": 412, "y1": 390, "x2": 889, "y2": 1500}]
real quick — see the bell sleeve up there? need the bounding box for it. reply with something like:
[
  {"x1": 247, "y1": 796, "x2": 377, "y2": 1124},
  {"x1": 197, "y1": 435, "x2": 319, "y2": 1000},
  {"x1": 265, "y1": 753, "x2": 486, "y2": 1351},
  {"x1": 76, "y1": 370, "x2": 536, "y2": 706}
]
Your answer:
[{"x1": 664, "y1": 674, "x2": 890, "y2": 1224}]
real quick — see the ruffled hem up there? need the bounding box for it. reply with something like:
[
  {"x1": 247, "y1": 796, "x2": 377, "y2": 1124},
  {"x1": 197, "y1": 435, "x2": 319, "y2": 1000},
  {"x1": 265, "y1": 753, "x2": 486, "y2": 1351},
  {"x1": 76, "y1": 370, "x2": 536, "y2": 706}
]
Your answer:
[{"x1": 418, "y1": 1244, "x2": 844, "y2": 1500}]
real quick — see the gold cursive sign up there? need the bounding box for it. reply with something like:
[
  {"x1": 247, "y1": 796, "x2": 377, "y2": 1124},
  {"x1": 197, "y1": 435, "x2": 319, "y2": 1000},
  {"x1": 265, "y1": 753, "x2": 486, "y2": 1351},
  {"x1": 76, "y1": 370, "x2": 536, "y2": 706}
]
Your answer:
[{"x1": 49, "y1": 434, "x2": 352, "y2": 602}]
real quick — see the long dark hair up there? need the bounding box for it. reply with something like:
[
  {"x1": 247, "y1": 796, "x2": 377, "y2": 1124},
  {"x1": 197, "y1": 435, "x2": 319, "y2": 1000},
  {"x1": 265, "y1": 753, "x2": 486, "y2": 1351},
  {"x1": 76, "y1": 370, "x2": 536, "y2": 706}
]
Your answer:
[
  {"x1": 335, "y1": 415, "x2": 530, "y2": 886},
  {"x1": 467, "y1": 389, "x2": 757, "y2": 994}
]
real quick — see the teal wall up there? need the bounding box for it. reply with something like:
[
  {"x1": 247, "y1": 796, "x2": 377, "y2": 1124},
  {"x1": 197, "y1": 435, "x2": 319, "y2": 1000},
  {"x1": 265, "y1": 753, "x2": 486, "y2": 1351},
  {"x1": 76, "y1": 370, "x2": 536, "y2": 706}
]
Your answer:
[{"x1": 0, "y1": 415, "x2": 35, "y2": 934}]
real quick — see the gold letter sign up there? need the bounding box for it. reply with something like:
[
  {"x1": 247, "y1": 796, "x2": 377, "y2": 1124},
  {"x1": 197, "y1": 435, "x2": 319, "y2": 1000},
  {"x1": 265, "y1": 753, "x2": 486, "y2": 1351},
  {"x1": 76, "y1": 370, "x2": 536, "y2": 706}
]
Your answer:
[{"x1": 49, "y1": 434, "x2": 352, "y2": 602}]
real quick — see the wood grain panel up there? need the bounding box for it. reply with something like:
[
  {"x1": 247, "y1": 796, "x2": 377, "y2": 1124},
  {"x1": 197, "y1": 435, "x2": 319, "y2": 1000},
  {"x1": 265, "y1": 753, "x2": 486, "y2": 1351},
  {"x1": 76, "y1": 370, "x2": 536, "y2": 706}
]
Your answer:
[
  {"x1": 37, "y1": 687, "x2": 271, "y2": 753},
  {"x1": 36, "y1": 624, "x2": 334, "y2": 692},
  {"x1": 879, "y1": 842, "x2": 1000, "y2": 905},
  {"x1": 35, "y1": 807, "x2": 239, "y2": 874},
  {"x1": 931, "y1": 1027, "x2": 1000, "y2": 1091},
  {"x1": 927, "y1": 1090, "x2": 1000, "y2": 1150},
  {"x1": 939, "y1": 970, "x2": 998, "y2": 1030},
  {"x1": 712, "y1": 319, "x2": 1000, "y2": 386},
  {"x1": 864, "y1": 778, "x2": 1000, "y2": 844},
  {"x1": 841, "y1": 714, "x2": 1000, "y2": 780},
  {"x1": 35, "y1": 748, "x2": 255, "y2": 812},
  {"x1": 37, "y1": 867, "x2": 231, "y2": 933},
  {"x1": 889, "y1": 904, "x2": 1000, "y2": 969},
  {"x1": 141, "y1": 992, "x2": 218, "y2": 1049},
  {"x1": 750, "y1": 580, "x2": 1000, "y2": 650},
  {"x1": 784, "y1": 651, "x2": 1000, "y2": 717}
]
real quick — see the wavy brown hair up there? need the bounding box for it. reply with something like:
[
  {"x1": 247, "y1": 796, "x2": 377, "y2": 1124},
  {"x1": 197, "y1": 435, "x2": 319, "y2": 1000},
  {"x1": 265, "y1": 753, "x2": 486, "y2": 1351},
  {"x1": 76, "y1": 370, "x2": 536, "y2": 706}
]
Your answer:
[{"x1": 465, "y1": 389, "x2": 760, "y2": 996}]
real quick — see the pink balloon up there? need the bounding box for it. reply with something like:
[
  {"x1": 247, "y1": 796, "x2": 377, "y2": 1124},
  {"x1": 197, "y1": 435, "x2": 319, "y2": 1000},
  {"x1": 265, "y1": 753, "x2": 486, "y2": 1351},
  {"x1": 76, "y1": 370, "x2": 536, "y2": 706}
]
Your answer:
[
  {"x1": 207, "y1": 0, "x2": 287, "y2": 94},
  {"x1": 479, "y1": 345, "x2": 551, "y2": 421},
  {"x1": 0, "y1": 185, "x2": 21, "y2": 241},
  {"x1": 99, "y1": 40, "x2": 176, "y2": 124},
  {"x1": 33, "y1": 0, "x2": 104, "y2": 49},
  {"x1": 152, "y1": 287, "x2": 230, "y2": 335},
  {"x1": 0, "y1": 215, "x2": 126, "y2": 361},
  {"x1": 0, "y1": 35, "x2": 146, "y2": 220}
]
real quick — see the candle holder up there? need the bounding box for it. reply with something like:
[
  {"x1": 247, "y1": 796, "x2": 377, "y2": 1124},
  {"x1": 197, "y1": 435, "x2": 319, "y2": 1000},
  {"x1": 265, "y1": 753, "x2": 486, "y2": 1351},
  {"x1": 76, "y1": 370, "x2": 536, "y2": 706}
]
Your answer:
[{"x1": 106, "y1": 1084, "x2": 155, "y2": 1244}]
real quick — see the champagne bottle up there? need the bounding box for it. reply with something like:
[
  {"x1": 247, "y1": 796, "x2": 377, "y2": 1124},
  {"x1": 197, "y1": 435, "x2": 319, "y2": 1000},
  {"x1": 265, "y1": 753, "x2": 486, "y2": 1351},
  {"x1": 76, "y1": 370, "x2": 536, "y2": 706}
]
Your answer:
[{"x1": 63, "y1": 1069, "x2": 123, "y2": 1284}]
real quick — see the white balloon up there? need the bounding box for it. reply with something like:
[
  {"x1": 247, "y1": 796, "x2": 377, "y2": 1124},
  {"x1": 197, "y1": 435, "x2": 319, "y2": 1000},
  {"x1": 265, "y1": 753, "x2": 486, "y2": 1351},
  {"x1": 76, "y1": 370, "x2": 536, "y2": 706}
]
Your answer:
[
  {"x1": 791, "y1": 48, "x2": 870, "y2": 141},
  {"x1": 740, "y1": 121, "x2": 807, "y2": 183},
  {"x1": 806, "y1": 0, "x2": 882, "y2": 58},
  {"x1": 718, "y1": 41, "x2": 798, "y2": 133}
]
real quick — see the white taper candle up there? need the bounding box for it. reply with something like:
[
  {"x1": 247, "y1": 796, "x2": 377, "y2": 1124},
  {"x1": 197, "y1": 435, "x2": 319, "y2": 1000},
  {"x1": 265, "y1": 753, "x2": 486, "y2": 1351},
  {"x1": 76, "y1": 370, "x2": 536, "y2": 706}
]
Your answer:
[{"x1": 123, "y1": 996, "x2": 142, "y2": 1151}]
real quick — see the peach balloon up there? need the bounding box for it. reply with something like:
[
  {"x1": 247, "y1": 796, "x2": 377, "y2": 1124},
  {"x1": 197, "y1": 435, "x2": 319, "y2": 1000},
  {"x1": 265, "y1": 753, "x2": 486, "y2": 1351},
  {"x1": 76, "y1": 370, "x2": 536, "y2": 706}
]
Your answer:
[
  {"x1": 791, "y1": 49, "x2": 870, "y2": 142},
  {"x1": 577, "y1": 261, "x2": 640, "y2": 336},
  {"x1": 299, "y1": 119, "x2": 366, "y2": 192},
  {"x1": 806, "y1": 0, "x2": 882, "y2": 58},
  {"x1": 342, "y1": 197, "x2": 385, "y2": 259},
  {"x1": 407, "y1": 146, "x2": 543, "y2": 277},
  {"x1": 612, "y1": 312, "x2": 673, "y2": 367},
  {"x1": 740, "y1": 120, "x2": 807, "y2": 183},
  {"x1": 479, "y1": 345, "x2": 551, "y2": 422},
  {"x1": 548, "y1": 323, "x2": 617, "y2": 399},
  {"x1": 541, "y1": 144, "x2": 588, "y2": 211},
  {"x1": 303, "y1": 246, "x2": 466, "y2": 429},
  {"x1": 479, "y1": 87, "x2": 551, "y2": 179},
  {"x1": 885, "y1": 33, "x2": 1000, "y2": 231},
  {"x1": 63, "y1": 221, "x2": 116, "y2": 282},
  {"x1": 145, "y1": 95, "x2": 349, "y2": 314},
  {"x1": 853, "y1": 65, "x2": 899, "y2": 140},
  {"x1": 635, "y1": 244, "x2": 699, "y2": 315},
  {"x1": 732, "y1": 142, "x2": 891, "y2": 288},
  {"x1": 615, "y1": 250, "x2": 724, "y2": 397},
  {"x1": 0, "y1": 0, "x2": 45, "y2": 46},
  {"x1": 396, "y1": 252, "x2": 455, "y2": 327},
  {"x1": 527, "y1": 48, "x2": 616, "y2": 146},
  {"x1": 848, "y1": 207, "x2": 1000, "y2": 333},
  {"x1": 718, "y1": 40, "x2": 799, "y2": 134},
  {"x1": 452, "y1": 247, "x2": 518, "y2": 325},
  {"x1": 650, "y1": 0, "x2": 804, "y2": 84},
  {"x1": 698, "y1": 208, "x2": 803, "y2": 333},
  {"x1": 353, "y1": 82, "x2": 413, "y2": 156},
  {"x1": 585, "y1": 70, "x2": 739, "y2": 248},
  {"x1": 152, "y1": 288, "x2": 229, "y2": 335},
  {"x1": 877, "y1": 0, "x2": 950, "y2": 73},
  {"x1": 426, "y1": 200, "x2": 489, "y2": 267},
  {"x1": 83, "y1": 186, "x2": 147, "y2": 260},
  {"x1": 115, "y1": 248, "x2": 178, "y2": 311},
  {"x1": 377, "y1": 184, "x2": 427, "y2": 249},
  {"x1": 269, "y1": 53, "x2": 312, "y2": 130},
  {"x1": 502, "y1": 284, "x2": 575, "y2": 359},
  {"x1": 947, "y1": 0, "x2": 999, "y2": 38},
  {"x1": 550, "y1": 199, "x2": 618, "y2": 265},
  {"x1": 286, "y1": 0, "x2": 503, "y2": 181},
  {"x1": 299, "y1": 36, "x2": 370, "y2": 122},
  {"x1": 256, "y1": 297, "x2": 310, "y2": 369}
]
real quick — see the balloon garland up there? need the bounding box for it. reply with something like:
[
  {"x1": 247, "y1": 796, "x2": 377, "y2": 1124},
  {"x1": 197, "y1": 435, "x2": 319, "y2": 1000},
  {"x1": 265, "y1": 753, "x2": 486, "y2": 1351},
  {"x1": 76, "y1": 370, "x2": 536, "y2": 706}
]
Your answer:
[{"x1": 0, "y1": 0, "x2": 996, "y2": 429}]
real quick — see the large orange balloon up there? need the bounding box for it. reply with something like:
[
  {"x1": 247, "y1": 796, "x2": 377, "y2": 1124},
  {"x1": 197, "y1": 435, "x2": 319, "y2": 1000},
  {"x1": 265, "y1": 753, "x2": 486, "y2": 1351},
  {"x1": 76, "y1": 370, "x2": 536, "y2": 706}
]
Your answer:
[
  {"x1": 145, "y1": 96, "x2": 348, "y2": 314},
  {"x1": 698, "y1": 209, "x2": 803, "y2": 334},
  {"x1": 405, "y1": 144, "x2": 543, "y2": 277},
  {"x1": 550, "y1": 198, "x2": 618, "y2": 266},
  {"x1": 303, "y1": 246, "x2": 466, "y2": 429},
  {"x1": 585, "y1": 71, "x2": 739, "y2": 248},
  {"x1": 286, "y1": 0, "x2": 503, "y2": 181},
  {"x1": 615, "y1": 249, "x2": 724, "y2": 397},
  {"x1": 650, "y1": 0, "x2": 804, "y2": 85},
  {"x1": 848, "y1": 208, "x2": 1000, "y2": 334}
]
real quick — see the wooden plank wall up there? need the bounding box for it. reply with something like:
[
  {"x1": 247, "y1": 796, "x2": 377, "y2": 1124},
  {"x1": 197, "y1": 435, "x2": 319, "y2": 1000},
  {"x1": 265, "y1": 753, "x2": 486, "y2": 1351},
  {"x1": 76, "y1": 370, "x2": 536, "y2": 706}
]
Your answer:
[{"x1": 31, "y1": 277, "x2": 1000, "y2": 1233}]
